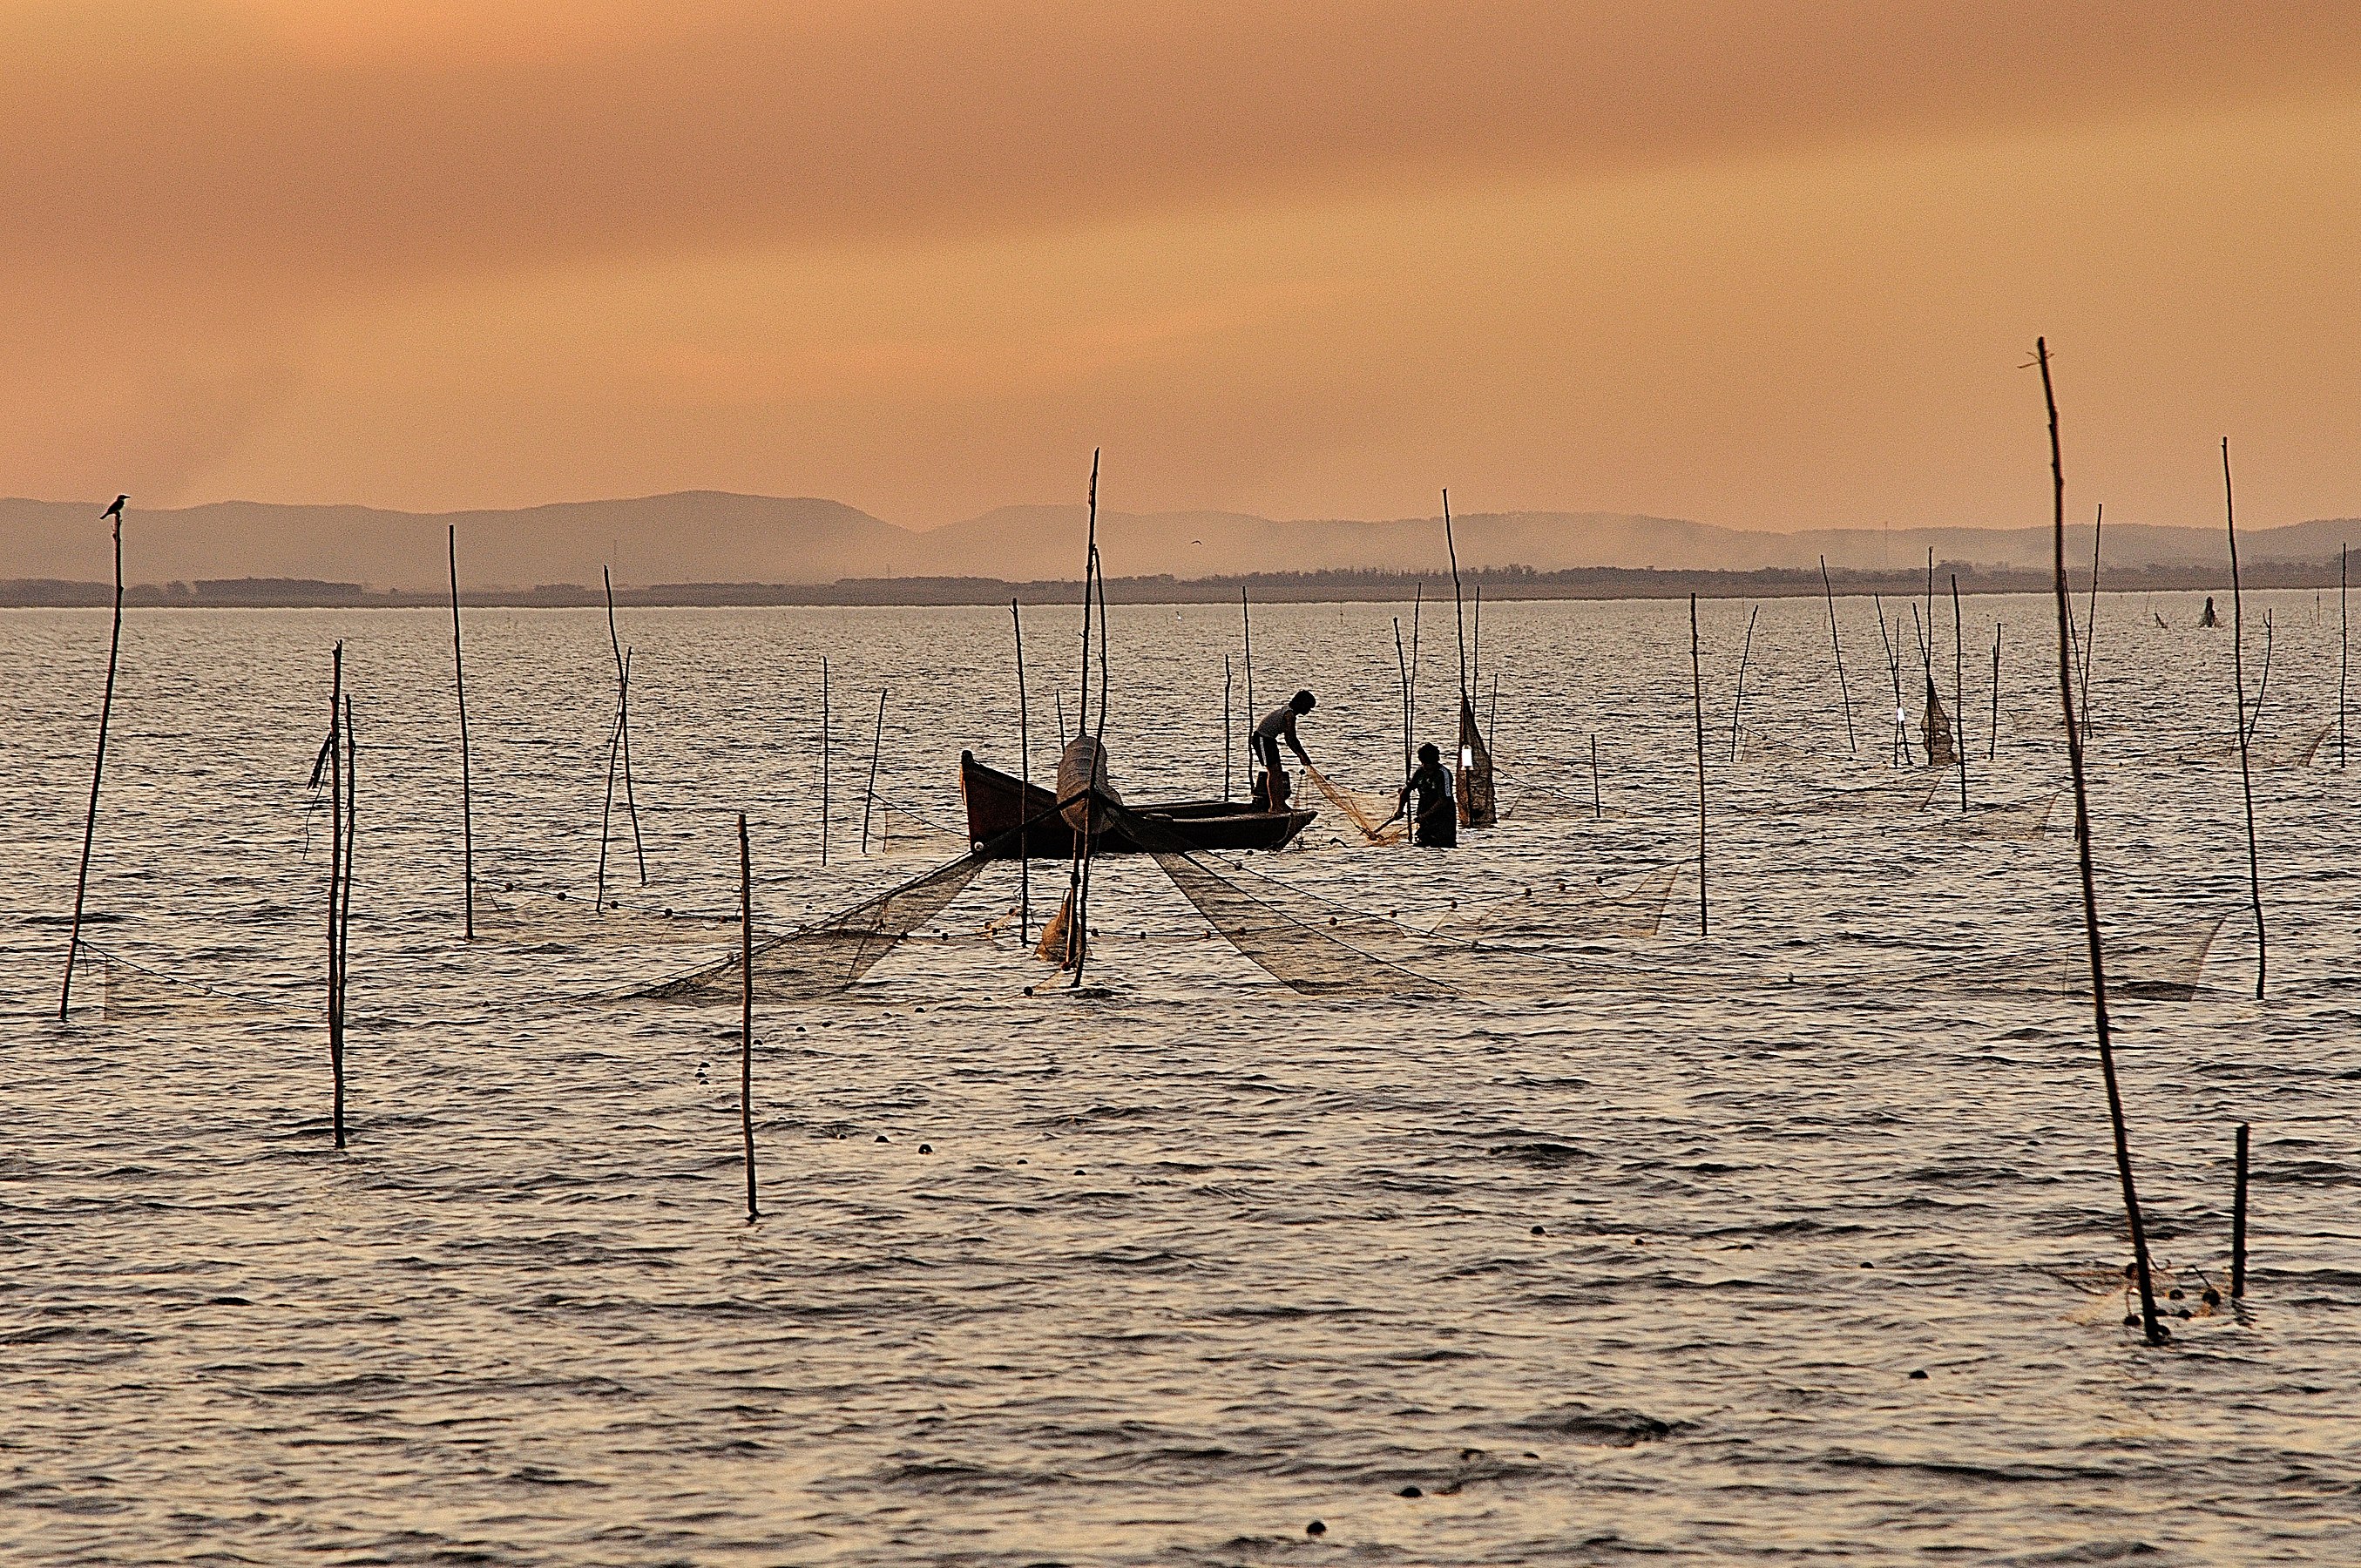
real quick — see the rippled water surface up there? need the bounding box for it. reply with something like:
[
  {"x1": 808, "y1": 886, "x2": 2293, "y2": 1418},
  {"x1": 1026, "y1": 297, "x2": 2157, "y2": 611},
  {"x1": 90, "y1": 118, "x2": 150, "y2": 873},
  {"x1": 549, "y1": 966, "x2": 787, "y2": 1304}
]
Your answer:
[{"x1": 3, "y1": 594, "x2": 2357, "y2": 1565}]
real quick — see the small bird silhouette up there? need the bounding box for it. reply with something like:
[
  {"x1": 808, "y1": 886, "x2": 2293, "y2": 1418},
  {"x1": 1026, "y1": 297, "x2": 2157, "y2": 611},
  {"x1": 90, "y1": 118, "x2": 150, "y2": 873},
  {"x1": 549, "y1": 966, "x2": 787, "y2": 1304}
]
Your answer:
[{"x1": 102, "y1": 495, "x2": 127, "y2": 521}]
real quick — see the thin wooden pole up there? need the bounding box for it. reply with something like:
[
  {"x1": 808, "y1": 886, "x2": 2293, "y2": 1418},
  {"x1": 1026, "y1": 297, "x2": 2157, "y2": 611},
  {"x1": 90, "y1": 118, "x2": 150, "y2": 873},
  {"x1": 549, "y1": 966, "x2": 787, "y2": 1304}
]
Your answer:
[
  {"x1": 2038, "y1": 337, "x2": 2163, "y2": 1347},
  {"x1": 1728, "y1": 604, "x2": 1759, "y2": 764},
  {"x1": 1015, "y1": 599, "x2": 1032, "y2": 941},
  {"x1": 1444, "y1": 490, "x2": 1469, "y2": 712},
  {"x1": 820, "y1": 658, "x2": 830, "y2": 868},
  {"x1": 2223, "y1": 437, "x2": 2266, "y2": 1001},
  {"x1": 2338, "y1": 544, "x2": 2348, "y2": 770},
  {"x1": 60, "y1": 506, "x2": 125, "y2": 1020},
  {"x1": 605, "y1": 568, "x2": 646, "y2": 886},
  {"x1": 1873, "y1": 596, "x2": 1904, "y2": 767},
  {"x1": 1590, "y1": 734, "x2": 1601, "y2": 820},
  {"x1": 1408, "y1": 584, "x2": 1422, "y2": 743},
  {"x1": 327, "y1": 645, "x2": 346, "y2": 1149},
  {"x1": 1471, "y1": 582, "x2": 1483, "y2": 694},
  {"x1": 1819, "y1": 556, "x2": 1856, "y2": 754},
  {"x1": 2230, "y1": 1121, "x2": 2249, "y2": 1300},
  {"x1": 337, "y1": 693, "x2": 355, "y2": 1149},
  {"x1": 2080, "y1": 504, "x2": 2102, "y2": 723},
  {"x1": 1989, "y1": 622, "x2": 2002, "y2": 761},
  {"x1": 450, "y1": 526, "x2": 474, "y2": 940},
  {"x1": 1078, "y1": 450, "x2": 1099, "y2": 734},
  {"x1": 740, "y1": 813, "x2": 759, "y2": 1221},
  {"x1": 1222, "y1": 653, "x2": 1235, "y2": 801},
  {"x1": 1689, "y1": 593, "x2": 1708, "y2": 937},
  {"x1": 1391, "y1": 620, "x2": 1411, "y2": 781},
  {"x1": 1073, "y1": 541, "x2": 1113, "y2": 987},
  {"x1": 595, "y1": 663, "x2": 623, "y2": 912},
  {"x1": 1951, "y1": 575, "x2": 1968, "y2": 812},
  {"x1": 859, "y1": 686, "x2": 888, "y2": 854},
  {"x1": 1241, "y1": 586, "x2": 1255, "y2": 733}
]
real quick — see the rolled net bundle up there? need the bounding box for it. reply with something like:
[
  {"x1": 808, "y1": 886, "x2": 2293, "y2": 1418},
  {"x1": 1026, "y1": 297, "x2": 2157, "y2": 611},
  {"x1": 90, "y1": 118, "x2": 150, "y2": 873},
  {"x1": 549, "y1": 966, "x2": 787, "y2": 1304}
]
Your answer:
[
  {"x1": 626, "y1": 847, "x2": 989, "y2": 1004},
  {"x1": 1299, "y1": 762, "x2": 1405, "y2": 845},
  {"x1": 475, "y1": 889, "x2": 741, "y2": 948},
  {"x1": 1430, "y1": 864, "x2": 1680, "y2": 943}
]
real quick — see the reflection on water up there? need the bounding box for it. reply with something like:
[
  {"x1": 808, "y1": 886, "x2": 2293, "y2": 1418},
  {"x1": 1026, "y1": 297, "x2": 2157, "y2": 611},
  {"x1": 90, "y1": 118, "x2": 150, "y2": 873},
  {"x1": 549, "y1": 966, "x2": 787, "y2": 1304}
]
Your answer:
[{"x1": 2, "y1": 594, "x2": 2355, "y2": 1564}]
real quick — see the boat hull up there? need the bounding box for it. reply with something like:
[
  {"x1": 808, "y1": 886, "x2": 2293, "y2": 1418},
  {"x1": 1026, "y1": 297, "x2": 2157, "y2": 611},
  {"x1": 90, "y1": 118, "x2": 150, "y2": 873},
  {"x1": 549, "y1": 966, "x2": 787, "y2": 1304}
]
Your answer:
[{"x1": 959, "y1": 752, "x2": 1315, "y2": 859}]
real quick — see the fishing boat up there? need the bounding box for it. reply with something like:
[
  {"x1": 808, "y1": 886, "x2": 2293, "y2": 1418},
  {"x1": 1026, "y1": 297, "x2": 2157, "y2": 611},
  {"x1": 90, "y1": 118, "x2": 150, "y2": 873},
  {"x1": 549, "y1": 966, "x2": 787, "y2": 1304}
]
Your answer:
[{"x1": 959, "y1": 752, "x2": 1316, "y2": 858}]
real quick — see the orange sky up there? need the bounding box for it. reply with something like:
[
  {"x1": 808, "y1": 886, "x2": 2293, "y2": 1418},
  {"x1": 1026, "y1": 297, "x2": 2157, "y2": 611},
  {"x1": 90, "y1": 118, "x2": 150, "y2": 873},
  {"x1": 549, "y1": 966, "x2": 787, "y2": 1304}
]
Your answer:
[{"x1": 3, "y1": 0, "x2": 2357, "y2": 531}]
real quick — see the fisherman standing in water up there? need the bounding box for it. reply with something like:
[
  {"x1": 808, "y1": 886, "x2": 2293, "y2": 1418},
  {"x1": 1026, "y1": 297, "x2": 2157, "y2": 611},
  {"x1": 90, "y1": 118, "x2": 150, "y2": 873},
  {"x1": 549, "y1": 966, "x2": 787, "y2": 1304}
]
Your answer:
[
  {"x1": 1383, "y1": 741, "x2": 1458, "y2": 847},
  {"x1": 1251, "y1": 689, "x2": 1316, "y2": 811}
]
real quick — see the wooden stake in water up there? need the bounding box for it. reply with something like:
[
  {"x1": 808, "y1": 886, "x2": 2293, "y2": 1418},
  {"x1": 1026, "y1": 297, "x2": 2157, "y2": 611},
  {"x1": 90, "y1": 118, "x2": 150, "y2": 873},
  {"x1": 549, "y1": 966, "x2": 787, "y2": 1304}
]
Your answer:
[
  {"x1": 60, "y1": 503, "x2": 125, "y2": 1021},
  {"x1": 859, "y1": 686, "x2": 887, "y2": 854},
  {"x1": 594, "y1": 649, "x2": 632, "y2": 912},
  {"x1": 604, "y1": 567, "x2": 647, "y2": 886},
  {"x1": 1391, "y1": 620, "x2": 1411, "y2": 782},
  {"x1": 739, "y1": 813, "x2": 759, "y2": 1222},
  {"x1": 1951, "y1": 575, "x2": 1969, "y2": 812},
  {"x1": 1689, "y1": 593, "x2": 1708, "y2": 937},
  {"x1": 338, "y1": 692, "x2": 355, "y2": 1149},
  {"x1": 2036, "y1": 336, "x2": 2163, "y2": 1347},
  {"x1": 1873, "y1": 597, "x2": 1905, "y2": 766},
  {"x1": 326, "y1": 644, "x2": 348, "y2": 1150},
  {"x1": 820, "y1": 658, "x2": 831, "y2": 868},
  {"x1": 449, "y1": 526, "x2": 475, "y2": 940},
  {"x1": 1728, "y1": 605, "x2": 1759, "y2": 765},
  {"x1": 1014, "y1": 598, "x2": 1032, "y2": 940},
  {"x1": 2080, "y1": 504, "x2": 2102, "y2": 723},
  {"x1": 2222, "y1": 437, "x2": 2266, "y2": 1001},
  {"x1": 1591, "y1": 734, "x2": 1601, "y2": 821},
  {"x1": 1819, "y1": 556, "x2": 1856, "y2": 754},
  {"x1": 1241, "y1": 585, "x2": 1255, "y2": 738},
  {"x1": 1222, "y1": 653, "x2": 1235, "y2": 801},
  {"x1": 1989, "y1": 622, "x2": 2002, "y2": 761},
  {"x1": 2339, "y1": 544, "x2": 2348, "y2": 770},
  {"x1": 2230, "y1": 1121, "x2": 2249, "y2": 1300}
]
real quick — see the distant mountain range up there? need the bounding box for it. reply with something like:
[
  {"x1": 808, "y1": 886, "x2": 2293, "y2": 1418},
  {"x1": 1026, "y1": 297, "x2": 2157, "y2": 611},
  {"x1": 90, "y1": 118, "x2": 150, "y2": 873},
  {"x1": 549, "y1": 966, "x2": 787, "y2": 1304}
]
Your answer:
[{"x1": 2, "y1": 491, "x2": 2354, "y2": 593}]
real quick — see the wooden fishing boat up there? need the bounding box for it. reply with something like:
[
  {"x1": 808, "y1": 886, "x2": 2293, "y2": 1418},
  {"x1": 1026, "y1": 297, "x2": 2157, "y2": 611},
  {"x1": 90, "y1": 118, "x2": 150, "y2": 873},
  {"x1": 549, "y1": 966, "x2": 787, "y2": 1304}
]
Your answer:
[{"x1": 959, "y1": 752, "x2": 1315, "y2": 858}]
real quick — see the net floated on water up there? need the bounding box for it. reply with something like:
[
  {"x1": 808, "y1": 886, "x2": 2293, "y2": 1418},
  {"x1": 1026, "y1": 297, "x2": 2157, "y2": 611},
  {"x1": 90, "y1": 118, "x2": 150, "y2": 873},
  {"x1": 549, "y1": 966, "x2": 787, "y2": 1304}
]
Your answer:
[
  {"x1": 475, "y1": 889, "x2": 741, "y2": 947},
  {"x1": 1429, "y1": 864, "x2": 1679, "y2": 943},
  {"x1": 1925, "y1": 916, "x2": 2229, "y2": 1000}
]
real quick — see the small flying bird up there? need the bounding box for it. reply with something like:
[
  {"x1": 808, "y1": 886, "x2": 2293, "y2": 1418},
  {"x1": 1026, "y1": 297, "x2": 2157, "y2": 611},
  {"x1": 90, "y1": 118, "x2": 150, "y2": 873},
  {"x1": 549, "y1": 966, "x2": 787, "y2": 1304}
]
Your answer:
[{"x1": 102, "y1": 495, "x2": 127, "y2": 521}]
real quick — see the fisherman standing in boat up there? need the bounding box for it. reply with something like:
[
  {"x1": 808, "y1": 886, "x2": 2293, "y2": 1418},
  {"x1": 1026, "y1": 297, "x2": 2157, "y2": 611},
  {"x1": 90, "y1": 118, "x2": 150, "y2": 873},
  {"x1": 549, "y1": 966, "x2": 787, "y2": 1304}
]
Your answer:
[
  {"x1": 1251, "y1": 689, "x2": 1316, "y2": 812},
  {"x1": 1383, "y1": 741, "x2": 1458, "y2": 848}
]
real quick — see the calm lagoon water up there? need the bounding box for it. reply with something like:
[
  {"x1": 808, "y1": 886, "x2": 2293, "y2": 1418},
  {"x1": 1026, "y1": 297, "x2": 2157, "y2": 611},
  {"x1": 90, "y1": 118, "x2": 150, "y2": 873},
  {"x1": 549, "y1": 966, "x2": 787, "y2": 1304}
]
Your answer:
[{"x1": 2, "y1": 593, "x2": 2355, "y2": 1565}]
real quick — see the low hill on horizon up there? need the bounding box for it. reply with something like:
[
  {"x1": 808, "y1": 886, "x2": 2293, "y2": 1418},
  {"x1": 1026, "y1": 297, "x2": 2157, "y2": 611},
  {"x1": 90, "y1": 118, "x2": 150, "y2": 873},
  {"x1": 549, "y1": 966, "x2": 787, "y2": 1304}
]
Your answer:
[{"x1": 3, "y1": 491, "x2": 2354, "y2": 591}]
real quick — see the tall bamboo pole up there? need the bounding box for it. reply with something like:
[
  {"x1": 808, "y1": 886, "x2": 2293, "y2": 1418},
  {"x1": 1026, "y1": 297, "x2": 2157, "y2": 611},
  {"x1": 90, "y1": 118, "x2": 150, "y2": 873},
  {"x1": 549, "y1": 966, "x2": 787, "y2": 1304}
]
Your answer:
[
  {"x1": 1728, "y1": 605, "x2": 1759, "y2": 764},
  {"x1": 1241, "y1": 585, "x2": 1255, "y2": 736},
  {"x1": 327, "y1": 645, "x2": 347, "y2": 1149},
  {"x1": 1222, "y1": 653, "x2": 1234, "y2": 801},
  {"x1": 2230, "y1": 1122, "x2": 2249, "y2": 1300},
  {"x1": 1989, "y1": 623, "x2": 2002, "y2": 761},
  {"x1": 1689, "y1": 593, "x2": 1708, "y2": 937},
  {"x1": 820, "y1": 658, "x2": 831, "y2": 868},
  {"x1": 2080, "y1": 505, "x2": 2102, "y2": 723},
  {"x1": 2222, "y1": 438, "x2": 2266, "y2": 1001},
  {"x1": 1014, "y1": 599, "x2": 1032, "y2": 941},
  {"x1": 449, "y1": 526, "x2": 474, "y2": 940},
  {"x1": 1444, "y1": 490, "x2": 1469, "y2": 712},
  {"x1": 2339, "y1": 544, "x2": 2348, "y2": 770},
  {"x1": 2038, "y1": 336, "x2": 2163, "y2": 1347},
  {"x1": 337, "y1": 693, "x2": 355, "y2": 1149},
  {"x1": 59, "y1": 504, "x2": 125, "y2": 1020},
  {"x1": 1951, "y1": 575, "x2": 1968, "y2": 812},
  {"x1": 1391, "y1": 619, "x2": 1411, "y2": 781},
  {"x1": 1591, "y1": 734, "x2": 1601, "y2": 821},
  {"x1": 859, "y1": 686, "x2": 888, "y2": 854},
  {"x1": 1819, "y1": 556, "x2": 1856, "y2": 754},
  {"x1": 739, "y1": 813, "x2": 759, "y2": 1221},
  {"x1": 604, "y1": 567, "x2": 646, "y2": 885}
]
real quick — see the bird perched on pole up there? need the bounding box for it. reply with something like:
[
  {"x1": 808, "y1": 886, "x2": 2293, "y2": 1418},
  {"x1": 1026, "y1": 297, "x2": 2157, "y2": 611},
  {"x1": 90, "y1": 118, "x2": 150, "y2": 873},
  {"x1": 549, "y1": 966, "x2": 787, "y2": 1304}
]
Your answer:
[{"x1": 102, "y1": 495, "x2": 127, "y2": 521}]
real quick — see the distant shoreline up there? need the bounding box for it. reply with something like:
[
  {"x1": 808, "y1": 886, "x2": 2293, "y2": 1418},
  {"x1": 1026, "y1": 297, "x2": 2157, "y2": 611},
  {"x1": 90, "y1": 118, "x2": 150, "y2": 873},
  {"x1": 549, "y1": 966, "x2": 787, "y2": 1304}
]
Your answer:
[{"x1": 0, "y1": 561, "x2": 2337, "y2": 610}]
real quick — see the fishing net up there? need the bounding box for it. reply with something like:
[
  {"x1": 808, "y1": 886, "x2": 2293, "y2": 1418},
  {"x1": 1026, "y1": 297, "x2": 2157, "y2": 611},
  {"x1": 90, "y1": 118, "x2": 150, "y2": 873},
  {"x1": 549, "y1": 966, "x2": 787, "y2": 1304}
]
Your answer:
[
  {"x1": 1937, "y1": 793, "x2": 2057, "y2": 841},
  {"x1": 626, "y1": 847, "x2": 990, "y2": 1003},
  {"x1": 1430, "y1": 864, "x2": 1680, "y2": 943},
  {"x1": 866, "y1": 794, "x2": 969, "y2": 857},
  {"x1": 475, "y1": 889, "x2": 741, "y2": 947},
  {"x1": 1928, "y1": 916, "x2": 2228, "y2": 1001},
  {"x1": 69, "y1": 943, "x2": 290, "y2": 1025},
  {"x1": 1300, "y1": 762, "x2": 1405, "y2": 845},
  {"x1": 1740, "y1": 771, "x2": 1938, "y2": 819}
]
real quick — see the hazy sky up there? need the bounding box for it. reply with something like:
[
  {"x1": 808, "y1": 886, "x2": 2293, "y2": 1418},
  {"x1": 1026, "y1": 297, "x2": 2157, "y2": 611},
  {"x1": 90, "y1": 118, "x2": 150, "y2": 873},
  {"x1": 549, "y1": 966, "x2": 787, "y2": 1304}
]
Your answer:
[{"x1": 3, "y1": 1, "x2": 2357, "y2": 531}]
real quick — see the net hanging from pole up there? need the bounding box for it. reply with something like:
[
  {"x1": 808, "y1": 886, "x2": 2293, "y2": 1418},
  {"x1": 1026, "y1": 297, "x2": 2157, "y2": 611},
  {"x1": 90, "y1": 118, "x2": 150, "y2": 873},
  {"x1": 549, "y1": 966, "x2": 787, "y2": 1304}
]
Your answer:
[{"x1": 1298, "y1": 762, "x2": 1404, "y2": 845}]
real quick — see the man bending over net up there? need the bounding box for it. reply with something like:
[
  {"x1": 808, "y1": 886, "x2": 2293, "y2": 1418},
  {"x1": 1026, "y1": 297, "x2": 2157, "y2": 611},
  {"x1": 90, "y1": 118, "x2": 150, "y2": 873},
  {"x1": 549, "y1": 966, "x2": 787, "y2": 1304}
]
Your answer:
[{"x1": 1252, "y1": 689, "x2": 1316, "y2": 812}]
